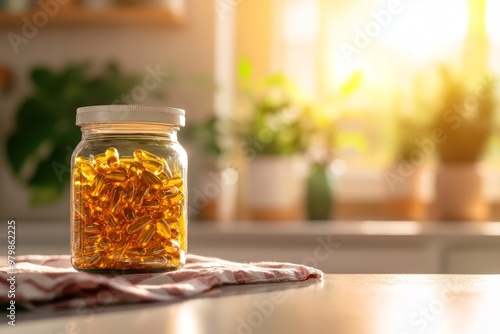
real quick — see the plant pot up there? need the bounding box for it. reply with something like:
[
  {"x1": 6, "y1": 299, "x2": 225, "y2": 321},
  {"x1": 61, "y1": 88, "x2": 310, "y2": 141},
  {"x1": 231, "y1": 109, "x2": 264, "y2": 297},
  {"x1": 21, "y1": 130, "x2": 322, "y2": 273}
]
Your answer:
[
  {"x1": 247, "y1": 155, "x2": 306, "y2": 221},
  {"x1": 306, "y1": 162, "x2": 334, "y2": 221},
  {"x1": 434, "y1": 163, "x2": 488, "y2": 221},
  {"x1": 383, "y1": 165, "x2": 426, "y2": 221}
]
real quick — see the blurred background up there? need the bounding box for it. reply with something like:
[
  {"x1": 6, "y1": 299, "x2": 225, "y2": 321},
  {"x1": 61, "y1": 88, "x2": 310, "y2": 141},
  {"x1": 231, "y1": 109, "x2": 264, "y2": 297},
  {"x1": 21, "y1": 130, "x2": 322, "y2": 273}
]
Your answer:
[{"x1": 1, "y1": 0, "x2": 500, "y2": 225}]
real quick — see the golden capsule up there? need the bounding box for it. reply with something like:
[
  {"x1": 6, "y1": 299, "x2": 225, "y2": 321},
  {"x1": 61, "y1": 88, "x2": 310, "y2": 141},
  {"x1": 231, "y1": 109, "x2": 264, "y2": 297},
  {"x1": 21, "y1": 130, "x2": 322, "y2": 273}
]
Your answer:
[
  {"x1": 170, "y1": 228, "x2": 179, "y2": 240},
  {"x1": 106, "y1": 171, "x2": 128, "y2": 182},
  {"x1": 142, "y1": 200, "x2": 160, "y2": 210},
  {"x1": 137, "y1": 224, "x2": 155, "y2": 247},
  {"x1": 141, "y1": 170, "x2": 162, "y2": 186},
  {"x1": 120, "y1": 157, "x2": 135, "y2": 166},
  {"x1": 142, "y1": 159, "x2": 164, "y2": 173},
  {"x1": 132, "y1": 184, "x2": 149, "y2": 206},
  {"x1": 107, "y1": 229, "x2": 122, "y2": 243},
  {"x1": 123, "y1": 182, "x2": 135, "y2": 202},
  {"x1": 127, "y1": 215, "x2": 153, "y2": 234},
  {"x1": 156, "y1": 219, "x2": 172, "y2": 239},
  {"x1": 139, "y1": 256, "x2": 168, "y2": 268},
  {"x1": 109, "y1": 186, "x2": 124, "y2": 213},
  {"x1": 167, "y1": 192, "x2": 184, "y2": 204},
  {"x1": 115, "y1": 239, "x2": 130, "y2": 256},
  {"x1": 168, "y1": 177, "x2": 183, "y2": 188},
  {"x1": 134, "y1": 149, "x2": 162, "y2": 162},
  {"x1": 105, "y1": 147, "x2": 120, "y2": 168},
  {"x1": 78, "y1": 205, "x2": 93, "y2": 223},
  {"x1": 156, "y1": 172, "x2": 170, "y2": 187},
  {"x1": 79, "y1": 162, "x2": 98, "y2": 181},
  {"x1": 75, "y1": 156, "x2": 92, "y2": 167},
  {"x1": 93, "y1": 160, "x2": 108, "y2": 174},
  {"x1": 87, "y1": 234, "x2": 102, "y2": 244},
  {"x1": 99, "y1": 237, "x2": 112, "y2": 251},
  {"x1": 128, "y1": 162, "x2": 144, "y2": 179},
  {"x1": 84, "y1": 224, "x2": 100, "y2": 234},
  {"x1": 165, "y1": 239, "x2": 181, "y2": 253},
  {"x1": 146, "y1": 244, "x2": 167, "y2": 255},
  {"x1": 158, "y1": 186, "x2": 178, "y2": 198},
  {"x1": 92, "y1": 153, "x2": 107, "y2": 164},
  {"x1": 102, "y1": 186, "x2": 114, "y2": 203},
  {"x1": 91, "y1": 174, "x2": 106, "y2": 196},
  {"x1": 103, "y1": 211, "x2": 118, "y2": 228},
  {"x1": 165, "y1": 204, "x2": 182, "y2": 219},
  {"x1": 123, "y1": 205, "x2": 136, "y2": 221},
  {"x1": 128, "y1": 246, "x2": 145, "y2": 256},
  {"x1": 83, "y1": 245, "x2": 99, "y2": 255},
  {"x1": 165, "y1": 218, "x2": 179, "y2": 228},
  {"x1": 88, "y1": 252, "x2": 105, "y2": 267},
  {"x1": 152, "y1": 211, "x2": 166, "y2": 219}
]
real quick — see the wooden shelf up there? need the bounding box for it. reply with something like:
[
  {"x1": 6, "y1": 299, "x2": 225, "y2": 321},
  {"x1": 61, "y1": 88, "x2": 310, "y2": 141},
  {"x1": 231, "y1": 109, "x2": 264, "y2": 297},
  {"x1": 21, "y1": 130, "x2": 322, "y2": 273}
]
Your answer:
[{"x1": 0, "y1": 3, "x2": 184, "y2": 26}]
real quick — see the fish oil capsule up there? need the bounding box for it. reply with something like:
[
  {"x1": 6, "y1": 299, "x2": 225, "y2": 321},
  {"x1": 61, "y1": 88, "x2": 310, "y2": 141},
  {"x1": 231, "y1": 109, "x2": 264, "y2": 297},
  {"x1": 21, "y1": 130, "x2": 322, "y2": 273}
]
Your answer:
[
  {"x1": 165, "y1": 239, "x2": 181, "y2": 253},
  {"x1": 127, "y1": 215, "x2": 153, "y2": 234},
  {"x1": 103, "y1": 211, "x2": 118, "y2": 229},
  {"x1": 109, "y1": 187, "x2": 124, "y2": 213},
  {"x1": 167, "y1": 192, "x2": 184, "y2": 204},
  {"x1": 105, "y1": 147, "x2": 120, "y2": 168},
  {"x1": 93, "y1": 153, "x2": 107, "y2": 165},
  {"x1": 134, "y1": 149, "x2": 162, "y2": 163},
  {"x1": 137, "y1": 224, "x2": 155, "y2": 247},
  {"x1": 146, "y1": 244, "x2": 168, "y2": 255},
  {"x1": 158, "y1": 186, "x2": 178, "y2": 198},
  {"x1": 141, "y1": 159, "x2": 164, "y2": 174},
  {"x1": 83, "y1": 244, "x2": 99, "y2": 255},
  {"x1": 75, "y1": 156, "x2": 92, "y2": 167},
  {"x1": 132, "y1": 184, "x2": 149, "y2": 207},
  {"x1": 156, "y1": 219, "x2": 172, "y2": 239},
  {"x1": 120, "y1": 157, "x2": 135, "y2": 166},
  {"x1": 139, "y1": 256, "x2": 169, "y2": 268},
  {"x1": 93, "y1": 160, "x2": 108, "y2": 174},
  {"x1": 84, "y1": 223, "x2": 100, "y2": 235},
  {"x1": 91, "y1": 174, "x2": 106, "y2": 197},
  {"x1": 107, "y1": 229, "x2": 122, "y2": 243},
  {"x1": 106, "y1": 170, "x2": 128, "y2": 183},
  {"x1": 99, "y1": 237, "x2": 112, "y2": 251},
  {"x1": 123, "y1": 205, "x2": 136, "y2": 221},
  {"x1": 123, "y1": 182, "x2": 135, "y2": 202},
  {"x1": 79, "y1": 162, "x2": 98, "y2": 181},
  {"x1": 142, "y1": 200, "x2": 160, "y2": 210},
  {"x1": 88, "y1": 252, "x2": 105, "y2": 267},
  {"x1": 141, "y1": 171, "x2": 162, "y2": 186},
  {"x1": 168, "y1": 177, "x2": 183, "y2": 188},
  {"x1": 87, "y1": 234, "x2": 102, "y2": 244}
]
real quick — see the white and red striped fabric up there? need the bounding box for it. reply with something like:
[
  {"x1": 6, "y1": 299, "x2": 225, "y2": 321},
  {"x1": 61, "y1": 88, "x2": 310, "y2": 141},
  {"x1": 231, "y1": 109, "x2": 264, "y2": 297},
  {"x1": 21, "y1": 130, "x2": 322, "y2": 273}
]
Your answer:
[{"x1": 0, "y1": 254, "x2": 322, "y2": 309}]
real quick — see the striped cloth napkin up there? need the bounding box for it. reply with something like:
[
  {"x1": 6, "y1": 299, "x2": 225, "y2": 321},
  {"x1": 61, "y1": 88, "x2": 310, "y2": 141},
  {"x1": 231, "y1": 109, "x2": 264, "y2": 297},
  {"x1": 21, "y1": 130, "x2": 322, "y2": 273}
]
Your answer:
[{"x1": 0, "y1": 254, "x2": 322, "y2": 309}]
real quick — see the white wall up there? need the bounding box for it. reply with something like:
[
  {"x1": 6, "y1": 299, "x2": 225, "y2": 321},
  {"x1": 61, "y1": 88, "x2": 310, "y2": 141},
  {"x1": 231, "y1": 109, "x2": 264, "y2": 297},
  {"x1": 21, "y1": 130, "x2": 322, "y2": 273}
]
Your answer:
[{"x1": 0, "y1": 1, "x2": 216, "y2": 221}]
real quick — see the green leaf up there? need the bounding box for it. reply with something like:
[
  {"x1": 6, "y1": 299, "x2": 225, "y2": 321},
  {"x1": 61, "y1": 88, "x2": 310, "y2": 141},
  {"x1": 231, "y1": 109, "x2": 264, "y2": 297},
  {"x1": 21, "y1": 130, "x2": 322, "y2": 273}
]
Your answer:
[{"x1": 237, "y1": 58, "x2": 252, "y2": 81}]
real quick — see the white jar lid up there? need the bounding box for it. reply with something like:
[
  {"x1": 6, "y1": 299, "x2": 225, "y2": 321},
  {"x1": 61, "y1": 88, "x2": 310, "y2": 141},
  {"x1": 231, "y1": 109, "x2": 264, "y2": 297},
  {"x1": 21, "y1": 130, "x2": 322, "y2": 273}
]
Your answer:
[{"x1": 76, "y1": 105, "x2": 185, "y2": 127}]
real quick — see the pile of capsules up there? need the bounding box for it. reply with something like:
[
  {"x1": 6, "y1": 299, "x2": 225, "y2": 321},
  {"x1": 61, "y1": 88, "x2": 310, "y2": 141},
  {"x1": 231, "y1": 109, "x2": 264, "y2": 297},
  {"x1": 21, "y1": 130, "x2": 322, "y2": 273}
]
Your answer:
[{"x1": 71, "y1": 147, "x2": 185, "y2": 272}]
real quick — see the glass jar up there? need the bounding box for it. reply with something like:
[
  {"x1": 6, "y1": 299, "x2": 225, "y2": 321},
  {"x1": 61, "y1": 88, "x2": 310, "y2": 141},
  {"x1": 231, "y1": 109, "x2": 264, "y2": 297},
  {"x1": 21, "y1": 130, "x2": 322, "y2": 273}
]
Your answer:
[{"x1": 70, "y1": 105, "x2": 187, "y2": 274}]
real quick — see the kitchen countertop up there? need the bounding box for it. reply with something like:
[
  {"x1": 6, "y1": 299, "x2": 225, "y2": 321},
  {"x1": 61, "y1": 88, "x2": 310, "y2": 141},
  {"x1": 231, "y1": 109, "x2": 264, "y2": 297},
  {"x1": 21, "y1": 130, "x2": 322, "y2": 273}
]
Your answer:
[{"x1": 3, "y1": 274, "x2": 500, "y2": 334}]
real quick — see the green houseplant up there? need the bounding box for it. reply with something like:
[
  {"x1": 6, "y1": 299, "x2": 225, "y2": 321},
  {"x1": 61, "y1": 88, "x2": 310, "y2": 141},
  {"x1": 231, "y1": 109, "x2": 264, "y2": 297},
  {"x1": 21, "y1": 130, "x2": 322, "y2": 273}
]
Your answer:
[
  {"x1": 236, "y1": 60, "x2": 317, "y2": 221},
  {"x1": 5, "y1": 62, "x2": 167, "y2": 206},
  {"x1": 432, "y1": 66, "x2": 496, "y2": 221}
]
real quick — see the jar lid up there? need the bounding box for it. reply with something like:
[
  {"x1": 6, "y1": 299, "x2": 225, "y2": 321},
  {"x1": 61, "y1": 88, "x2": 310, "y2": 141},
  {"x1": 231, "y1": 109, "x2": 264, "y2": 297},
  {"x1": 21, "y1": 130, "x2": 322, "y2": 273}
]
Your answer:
[{"x1": 76, "y1": 105, "x2": 185, "y2": 127}]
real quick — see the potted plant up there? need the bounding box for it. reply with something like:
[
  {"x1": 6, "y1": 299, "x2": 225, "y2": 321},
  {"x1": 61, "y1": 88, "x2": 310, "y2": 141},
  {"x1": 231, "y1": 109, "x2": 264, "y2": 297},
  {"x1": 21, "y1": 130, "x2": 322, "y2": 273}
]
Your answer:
[
  {"x1": 236, "y1": 61, "x2": 314, "y2": 221},
  {"x1": 432, "y1": 66, "x2": 496, "y2": 221},
  {"x1": 5, "y1": 61, "x2": 167, "y2": 207},
  {"x1": 384, "y1": 111, "x2": 430, "y2": 221}
]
